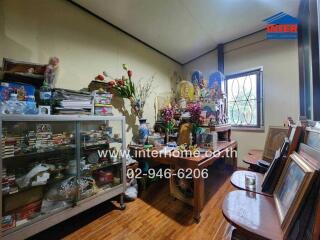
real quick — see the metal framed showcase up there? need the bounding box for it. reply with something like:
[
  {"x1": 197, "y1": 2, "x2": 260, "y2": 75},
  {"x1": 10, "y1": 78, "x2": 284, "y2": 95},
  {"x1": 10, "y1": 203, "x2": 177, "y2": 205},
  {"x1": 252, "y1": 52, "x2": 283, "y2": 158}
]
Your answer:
[{"x1": 0, "y1": 115, "x2": 126, "y2": 240}]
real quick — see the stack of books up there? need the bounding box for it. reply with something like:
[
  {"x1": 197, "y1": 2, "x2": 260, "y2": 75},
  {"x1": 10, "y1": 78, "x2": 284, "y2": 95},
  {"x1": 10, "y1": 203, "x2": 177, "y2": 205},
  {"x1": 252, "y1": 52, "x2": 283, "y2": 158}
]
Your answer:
[
  {"x1": 53, "y1": 88, "x2": 93, "y2": 115},
  {"x1": 2, "y1": 138, "x2": 15, "y2": 159}
]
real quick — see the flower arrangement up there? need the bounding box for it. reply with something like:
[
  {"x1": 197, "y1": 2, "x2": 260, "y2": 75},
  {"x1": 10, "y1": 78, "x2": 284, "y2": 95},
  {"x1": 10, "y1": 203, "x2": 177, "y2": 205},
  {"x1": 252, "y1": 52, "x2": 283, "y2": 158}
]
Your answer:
[
  {"x1": 160, "y1": 105, "x2": 176, "y2": 143},
  {"x1": 161, "y1": 106, "x2": 176, "y2": 133},
  {"x1": 186, "y1": 102, "x2": 203, "y2": 135},
  {"x1": 187, "y1": 102, "x2": 201, "y2": 124},
  {"x1": 133, "y1": 78, "x2": 153, "y2": 119},
  {"x1": 103, "y1": 64, "x2": 153, "y2": 119},
  {"x1": 104, "y1": 64, "x2": 135, "y2": 99}
]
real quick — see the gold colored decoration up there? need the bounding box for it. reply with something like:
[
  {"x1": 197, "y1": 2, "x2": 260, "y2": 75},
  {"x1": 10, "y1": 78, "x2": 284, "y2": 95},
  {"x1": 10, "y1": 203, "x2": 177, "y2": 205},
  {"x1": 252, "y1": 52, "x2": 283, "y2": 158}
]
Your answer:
[{"x1": 177, "y1": 81, "x2": 194, "y2": 101}]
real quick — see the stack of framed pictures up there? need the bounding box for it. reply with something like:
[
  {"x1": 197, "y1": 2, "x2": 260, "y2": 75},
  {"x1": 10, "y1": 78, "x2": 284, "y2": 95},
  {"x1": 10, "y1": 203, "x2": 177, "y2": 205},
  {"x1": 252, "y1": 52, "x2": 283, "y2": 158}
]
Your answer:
[{"x1": 273, "y1": 152, "x2": 318, "y2": 238}]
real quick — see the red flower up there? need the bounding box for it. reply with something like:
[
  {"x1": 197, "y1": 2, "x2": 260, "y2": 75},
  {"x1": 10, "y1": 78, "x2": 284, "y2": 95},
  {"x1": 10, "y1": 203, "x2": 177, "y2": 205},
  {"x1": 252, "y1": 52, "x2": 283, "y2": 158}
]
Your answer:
[
  {"x1": 107, "y1": 80, "x2": 116, "y2": 87},
  {"x1": 95, "y1": 74, "x2": 104, "y2": 81},
  {"x1": 127, "y1": 70, "x2": 132, "y2": 78},
  {"x1": 117, "y1": 79, "x2": 125, "y2": 86}
]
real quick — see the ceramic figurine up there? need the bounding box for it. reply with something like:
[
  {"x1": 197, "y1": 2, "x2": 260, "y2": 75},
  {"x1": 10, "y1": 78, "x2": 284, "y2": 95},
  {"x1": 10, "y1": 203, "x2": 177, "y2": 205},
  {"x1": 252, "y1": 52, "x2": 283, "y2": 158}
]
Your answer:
[
  {"x1": 208, "y1": 71, "x2": 224, "y2": 91},
  {"x1": 199, "y1": 78, "x2": 209, "y2": 99},
  {"x1": 191, "y1": 70, "x2": 203, "y2": 86},
  {"x1": 178, "y1": 98, "x2": 187, "y2": 109}
]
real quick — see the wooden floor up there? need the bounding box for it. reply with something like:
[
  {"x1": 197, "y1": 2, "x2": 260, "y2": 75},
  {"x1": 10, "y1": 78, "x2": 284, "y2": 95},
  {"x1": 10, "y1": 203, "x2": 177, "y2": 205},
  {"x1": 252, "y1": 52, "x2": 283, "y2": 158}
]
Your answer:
[{"x1": 30, "y1": 161, "x2": 235, "y2": 240}]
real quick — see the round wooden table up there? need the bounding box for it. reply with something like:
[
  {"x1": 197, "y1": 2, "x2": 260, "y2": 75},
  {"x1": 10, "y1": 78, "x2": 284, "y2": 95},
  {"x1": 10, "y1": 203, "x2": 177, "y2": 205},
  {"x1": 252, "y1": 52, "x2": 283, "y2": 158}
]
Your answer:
[{"x1": 222, "y1": 190, "x2": 283, "y2": 240}]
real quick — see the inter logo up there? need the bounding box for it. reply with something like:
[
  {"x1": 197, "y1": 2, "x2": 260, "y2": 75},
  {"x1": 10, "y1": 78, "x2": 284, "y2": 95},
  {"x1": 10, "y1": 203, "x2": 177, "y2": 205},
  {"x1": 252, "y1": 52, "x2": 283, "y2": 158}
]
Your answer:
[{"x1": 264, "y1": 12, "x2": 299, "y2": 40}]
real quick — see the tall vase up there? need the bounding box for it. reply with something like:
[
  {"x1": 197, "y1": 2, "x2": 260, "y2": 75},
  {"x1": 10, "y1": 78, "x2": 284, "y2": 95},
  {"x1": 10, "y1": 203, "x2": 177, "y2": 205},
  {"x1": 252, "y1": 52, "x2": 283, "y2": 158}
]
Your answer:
[{"x1": 138, "y1": 118, "x2": 149, "y2": 145}]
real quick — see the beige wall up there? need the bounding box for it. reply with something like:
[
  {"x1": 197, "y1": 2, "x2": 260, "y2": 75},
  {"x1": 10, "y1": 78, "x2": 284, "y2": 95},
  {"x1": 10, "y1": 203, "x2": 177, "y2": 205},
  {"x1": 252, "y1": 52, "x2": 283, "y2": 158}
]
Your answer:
[
  {"x1": 183, "y1": 50, "x2": 217, "y2": 81},
  {"x1": 0, "y1": 0, "x2": 300, "y2": 165},
  {"x1": 183, "y1": 31, "x2": 300, "y2": 167},
  {"x1": 0, "y1": 0, "x2": 182, "y2": 142}
]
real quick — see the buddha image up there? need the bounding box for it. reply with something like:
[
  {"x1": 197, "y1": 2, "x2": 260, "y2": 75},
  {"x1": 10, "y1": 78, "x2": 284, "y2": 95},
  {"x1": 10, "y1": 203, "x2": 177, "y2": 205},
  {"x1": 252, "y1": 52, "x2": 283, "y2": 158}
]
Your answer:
[{"x1": 177, "y1": 81, "x2": 194, "y2": 101}]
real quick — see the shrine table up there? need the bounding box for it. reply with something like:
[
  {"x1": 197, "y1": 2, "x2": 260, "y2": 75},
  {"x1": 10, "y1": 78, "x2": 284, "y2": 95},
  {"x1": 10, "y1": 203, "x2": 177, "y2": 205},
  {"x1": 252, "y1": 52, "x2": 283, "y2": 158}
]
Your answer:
[{"x1": 129, "y1": 140, "x2": 238, "y2": 222}]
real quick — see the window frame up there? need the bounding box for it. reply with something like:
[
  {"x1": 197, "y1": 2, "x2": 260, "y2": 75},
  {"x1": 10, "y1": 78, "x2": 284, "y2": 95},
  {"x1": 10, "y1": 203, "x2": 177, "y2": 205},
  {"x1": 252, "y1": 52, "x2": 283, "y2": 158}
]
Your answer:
[{"x1": 225, "y1": 67, "x2": 264, "y2": 131}]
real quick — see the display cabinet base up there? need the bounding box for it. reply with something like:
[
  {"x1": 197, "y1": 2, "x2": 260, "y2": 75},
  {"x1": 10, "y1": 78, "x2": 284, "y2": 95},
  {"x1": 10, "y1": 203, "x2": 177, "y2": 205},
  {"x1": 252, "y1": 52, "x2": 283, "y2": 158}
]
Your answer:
[{"x1": 2, "y1": 184, "x2": 125, "y2": 240}]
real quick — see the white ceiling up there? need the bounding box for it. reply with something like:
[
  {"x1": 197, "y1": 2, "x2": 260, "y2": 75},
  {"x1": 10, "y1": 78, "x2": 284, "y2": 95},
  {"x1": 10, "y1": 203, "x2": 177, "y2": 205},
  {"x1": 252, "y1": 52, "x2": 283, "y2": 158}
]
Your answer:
[{"x1": 72, "y1": 0, "x2": 300, "y2": 64}]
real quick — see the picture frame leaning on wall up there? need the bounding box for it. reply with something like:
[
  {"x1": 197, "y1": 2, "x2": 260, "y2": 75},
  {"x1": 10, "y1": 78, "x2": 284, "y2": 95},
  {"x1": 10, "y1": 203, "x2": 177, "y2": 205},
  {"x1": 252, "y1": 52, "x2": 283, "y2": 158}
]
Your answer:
[{"x1": 274, "y1": 152, "x2": 317, "y2": 238}]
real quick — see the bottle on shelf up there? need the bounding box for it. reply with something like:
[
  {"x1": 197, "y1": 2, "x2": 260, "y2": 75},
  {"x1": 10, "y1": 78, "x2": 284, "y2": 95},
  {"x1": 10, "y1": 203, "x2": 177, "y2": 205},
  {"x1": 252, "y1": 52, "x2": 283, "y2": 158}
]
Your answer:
[
  {"x1": 24, "y1": 95, "x2": 38, "y2": 115},
  {"x1": 39, "y1": 81, "x2": 52, "y2": 106},
  {"x1": 7, "y1": 93, "x2": 24, "y2": 114},
  {"x1": 0, "y1": 100, "x2": 7, "y2": 114}
]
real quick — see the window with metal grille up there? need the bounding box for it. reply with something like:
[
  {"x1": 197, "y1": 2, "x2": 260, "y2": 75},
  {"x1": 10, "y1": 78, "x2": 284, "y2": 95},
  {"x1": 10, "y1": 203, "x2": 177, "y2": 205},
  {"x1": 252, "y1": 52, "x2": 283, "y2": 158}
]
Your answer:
[{"x1": 226, "y1": 68, "x2": 263, "y2": 129}]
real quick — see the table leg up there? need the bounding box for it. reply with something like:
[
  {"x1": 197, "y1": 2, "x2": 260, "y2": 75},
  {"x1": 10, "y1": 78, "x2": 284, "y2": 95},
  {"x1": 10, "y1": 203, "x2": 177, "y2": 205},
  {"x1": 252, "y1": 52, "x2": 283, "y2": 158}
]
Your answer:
[
  {"x1": 193, "y1": 172, "x2": 204, "y2": 223},
  {"x1": 232, "y1": 146, "x2": 238, "y2": 171},
  {"x1": 119, "y1": 193, "x2": 126, "y2": 210}
]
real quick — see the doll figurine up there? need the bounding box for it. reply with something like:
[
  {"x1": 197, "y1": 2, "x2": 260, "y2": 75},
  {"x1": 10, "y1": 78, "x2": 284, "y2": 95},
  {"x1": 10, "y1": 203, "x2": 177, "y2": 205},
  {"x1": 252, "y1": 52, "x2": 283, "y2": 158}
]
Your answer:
[{"x1": 45, "y1": 57, "x2": 60, "y2": 87}]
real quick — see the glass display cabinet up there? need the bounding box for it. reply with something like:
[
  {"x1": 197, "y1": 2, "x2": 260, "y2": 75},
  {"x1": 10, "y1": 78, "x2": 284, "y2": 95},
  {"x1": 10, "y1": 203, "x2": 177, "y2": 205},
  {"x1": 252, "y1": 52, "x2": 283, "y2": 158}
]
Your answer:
[{"x1": 0, "y1": 115, "x2": 126, "y2": 240}]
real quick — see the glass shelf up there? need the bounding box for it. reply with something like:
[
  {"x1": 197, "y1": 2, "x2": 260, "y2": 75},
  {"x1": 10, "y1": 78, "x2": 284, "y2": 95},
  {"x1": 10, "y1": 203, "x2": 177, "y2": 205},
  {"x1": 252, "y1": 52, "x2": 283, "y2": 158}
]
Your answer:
[
  {"x1": 1, "y1": 116, "x2": 125, "y2": 236},
  {"x1": 79, "y1": 120, "x2": 124, "y2": 200}
]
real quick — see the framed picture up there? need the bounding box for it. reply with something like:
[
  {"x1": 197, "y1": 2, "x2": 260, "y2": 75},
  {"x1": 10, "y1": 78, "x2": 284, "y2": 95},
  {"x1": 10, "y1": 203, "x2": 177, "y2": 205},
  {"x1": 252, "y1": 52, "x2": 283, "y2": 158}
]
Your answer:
[
  {"x1": 261, "y1": 138, "x2": 289, "y2": 194},
  {"x1": 274, "y1": 152, "x2": 316, "y2": 237},
  {"x1": 262, "y1": 126, "x2": 288, "y2": 160},
  {"x1": 304, "y1": 127, "x2": 320, "y2": 152},
  {"x1": 261, "y1": 137, "x2": 289, "y2": 190}
]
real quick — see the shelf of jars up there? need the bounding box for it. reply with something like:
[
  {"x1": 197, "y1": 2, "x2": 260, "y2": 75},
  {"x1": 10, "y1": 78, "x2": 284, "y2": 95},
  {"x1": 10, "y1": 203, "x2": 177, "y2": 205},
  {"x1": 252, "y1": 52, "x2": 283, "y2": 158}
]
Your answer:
[{"x1": 0, "y1": 115, "x2": 126, "y2": 240}]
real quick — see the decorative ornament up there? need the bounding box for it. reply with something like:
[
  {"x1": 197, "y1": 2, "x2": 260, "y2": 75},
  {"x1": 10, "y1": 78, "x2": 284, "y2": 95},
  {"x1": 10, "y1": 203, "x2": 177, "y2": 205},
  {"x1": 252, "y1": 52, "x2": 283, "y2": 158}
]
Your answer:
[
  {"x1": 191, "y1": 70, "x2": 203, "y2": 86},
  {"x1": 208, "y1": 71, "x2": 224, "y2": 99}
]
